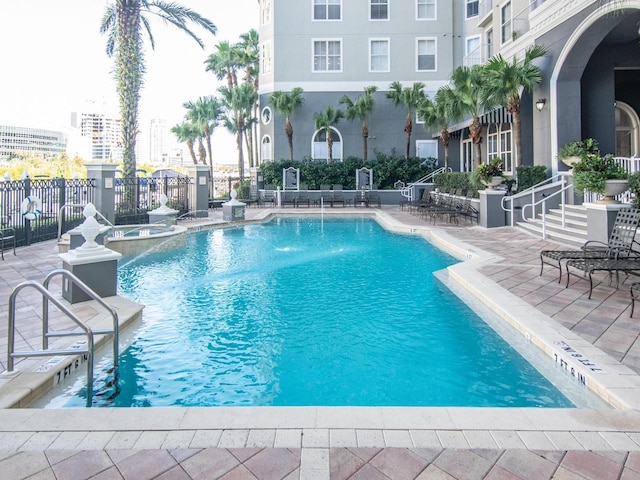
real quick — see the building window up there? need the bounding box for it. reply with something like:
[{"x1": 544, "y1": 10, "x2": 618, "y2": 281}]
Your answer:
[
  {"x1": 261, "y1": 41, "x2": 272, "y2": 74},
  {"x1": 312, "y1": 127, "x2": 343, "y2": 161},
  {"x1": 313, "y1": 0, "x2": 341, "y2": 20},
  {"x1": 370, "y1": 0, "x2": 388, "y2": 20},
  {"x1": 486, "y1": 124, "x2": 513, "y2": 174},
  {"x1": 261, "y1": 106, "x2": 272, "y2": 125},
  {"x1": 465, "y1": 35, "x2": 481, "y2": 66},
  {"x1": 416, "y1": 140, "x2": 438, "y2": 161},
  {"x1": 416, "y1": 0, "x2": 436, "y2": 20},
  {"x1": 369, "y1": 39, "x2": 390, "y2": 72},
  {"x1": 261, "y1": 135, "x2": 272, "y2": 162},
  {"x1": 487, "y1": 125, "x2": 498, "y2": 159},
  {"x1": 501, "y1": 2, "x2": 512, "y2": 43},
  {"x1": 500, "y1": 129, "x2": 513, "y2": 173},
  {"x1": 466, "y1": 0, "x2": 478, "y2": 18},
  {"x1": 313, "y1": 39, "x2": 342, "y2": 72},
  {"x1": 262, "y1": 0, "x2": 271, "y2": 24},
  {"x1": 416, "y1": 38, "x2": 436, "y2": 71},
  {"x1": 486, "y1": 29, "x2": 493, "y2": 60}
]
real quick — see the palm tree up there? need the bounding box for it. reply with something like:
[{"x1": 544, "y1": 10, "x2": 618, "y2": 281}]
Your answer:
[
  {"x1": 205, "y1": 40, "x2": 240, "y2": 90},
  {"x1": 236, "y1": 30, "x2": 260, "y2": 165},
  {"x1": 386, "y1": 82, "x2": 426, "y2": 160},
  {"x1": 314, "y1": 106, "x2": 344, "y2": 163},
  {"x1": 418, "y1": 86, "x2": 461, "y2": 171},
  {"x1": 100, "y1": 0, "x2": 217, "y2": 180},
  {"x1": 448, "y1": 65, "x2": 487, "y2": 169},
  {"x1": 340, "y1": 86, "x2": 378, "y2": 164},
  {"x1": 482, "y1": 44, "x2": 547, "y2": 170},
  {"x1": 269, "y1": 88, "x2": 305, "y2": 161},
  {"x1": 220, "y1": 83, "x2": 258, "y2": 179},
  {"x1": 171, "y1": 121, "x2": 200, "y2": 165},
  {"x1": 183, "y1": 96, "x2": 223, "y2": 173}
]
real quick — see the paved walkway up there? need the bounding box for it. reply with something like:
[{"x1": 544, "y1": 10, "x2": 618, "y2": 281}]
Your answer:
[{"x1": 2, "y1": 206, "x2": 640, "y2": 479}]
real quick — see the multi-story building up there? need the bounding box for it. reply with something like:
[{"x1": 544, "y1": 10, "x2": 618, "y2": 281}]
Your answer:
[
  {"x1": 72, "y1": 110, "x2": 123, "y2": 162},
  {"x1": 0, "y1": 123, "x2": 68, "y2": 161},
  {"x1": 149, "y1": 119, "x2": 169, "y2": 166},
  {"x1": 258, "y1": 0, "x2": 640, "y2": 177}
]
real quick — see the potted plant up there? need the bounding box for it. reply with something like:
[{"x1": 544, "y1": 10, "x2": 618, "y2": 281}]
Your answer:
[
  {"x1": 573, "y1": 153, "x2": 629, "y2": 204},
  {"x1": 558, "y1": 138, "x2": 599, "y2": 168},
  {"x1": 476, "y1": 158, "x2": 506, "y2": 189}
]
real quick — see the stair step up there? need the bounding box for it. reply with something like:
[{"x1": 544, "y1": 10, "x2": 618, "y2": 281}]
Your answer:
[{"x1": 516, "y1": 221, "x2": 586, "y2": 248}]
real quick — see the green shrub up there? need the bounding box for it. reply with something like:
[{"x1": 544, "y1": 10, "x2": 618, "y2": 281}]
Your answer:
[
  {"x1": 516, "y1": 165, "x2": 548, "y2": 192},
  {"x1": 433, "y1": 172, "x2": 475, "y2": 195}
]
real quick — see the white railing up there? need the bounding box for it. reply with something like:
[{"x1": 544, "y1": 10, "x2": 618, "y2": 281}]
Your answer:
[{"x1": 400, "y1": 167, "x2": 450, "y2": 201}]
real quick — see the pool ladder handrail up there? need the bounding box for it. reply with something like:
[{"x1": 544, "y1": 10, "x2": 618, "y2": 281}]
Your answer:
[
  {"x1": 6, "y1": 269, "x2": 120, "y2": 407},
  {"x1": 57, "y1": 203, "x2": 114, "y2": 242}
]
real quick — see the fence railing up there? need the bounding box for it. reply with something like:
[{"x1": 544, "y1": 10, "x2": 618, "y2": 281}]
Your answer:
[
  {"x1": 1, "y1": 178, "x2": 95, "y2": 247},
  {"x1": 114, "y1": 176, "x2": 190, "y2": 225}
]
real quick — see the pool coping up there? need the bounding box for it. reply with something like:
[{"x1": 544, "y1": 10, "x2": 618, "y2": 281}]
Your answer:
[{"x1": 2, "y1": 208, "x2": 640, "y2": 446}]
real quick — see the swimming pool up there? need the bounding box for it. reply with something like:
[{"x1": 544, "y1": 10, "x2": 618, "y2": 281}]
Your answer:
[{"x1": 49, "y1": 217, "x2": 585, "y2": 408}]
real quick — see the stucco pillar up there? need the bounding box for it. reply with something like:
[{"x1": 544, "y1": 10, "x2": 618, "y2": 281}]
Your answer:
[
  {"x1": 85, "y1": 163, "x2": 117, "y2": 224},
  {"x1": 186, "y1": 165, "x2": 210, "y2": 218}
]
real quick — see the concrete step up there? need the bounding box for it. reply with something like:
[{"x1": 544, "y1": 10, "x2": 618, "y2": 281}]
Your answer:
[{"x1": 517, "y1": 219, "x2": 586, "y2": 248}]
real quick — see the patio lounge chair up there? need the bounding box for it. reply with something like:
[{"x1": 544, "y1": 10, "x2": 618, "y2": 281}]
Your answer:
[
  {"x1": 281, "y1": 191, "x2": 297, "y2": 207},
  {"x1": 296, "y1": 184, "x2": 310, "y2": 207},
  {"x1": 540, "y1": 207, "x2": 640, "y2": 283},
  {"x1": 565, "y1": 256, "x2": 640, "y2": 299},
  {"x1": 332, "y1": 185, "x2": 346, "y2": 207},
  {"x1": 1, "y1": 227, "x2": 16, "y2": 260}
]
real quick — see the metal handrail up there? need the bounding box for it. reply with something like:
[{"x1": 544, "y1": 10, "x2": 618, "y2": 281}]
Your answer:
[
  {"x1": 400, "y1": 167, "x2": 451, "y2": 201},
  {"x1": 502, "y1": 172, "x2": 572, "y2": 226},
  {"x1": 6, "y1": 270, "x2": 120, "y2": 407},
  {"x1": 57, "y1": 203, "x2": 114, "y2": 242}
]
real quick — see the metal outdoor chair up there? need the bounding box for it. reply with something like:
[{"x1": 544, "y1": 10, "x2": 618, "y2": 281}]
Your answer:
[{"x1": 1, "y1": 227, "x2": 16, "y2": 260}]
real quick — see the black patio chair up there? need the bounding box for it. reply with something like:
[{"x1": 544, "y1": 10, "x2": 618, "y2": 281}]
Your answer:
[{"x1": 540, "y1": 208, "x2": 640, "y2": 283}]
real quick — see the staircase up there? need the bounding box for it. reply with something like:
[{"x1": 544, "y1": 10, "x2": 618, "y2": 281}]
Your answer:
[{"x1": 516, "y1": 204, "x2": 588, "y2": 248}]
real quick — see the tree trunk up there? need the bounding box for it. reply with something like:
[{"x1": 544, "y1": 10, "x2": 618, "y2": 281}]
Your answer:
[
  {"x1": 362, "y1": 123, "x2": 368, "y2": 164},
  {"x1": 197, "y1": 140, "x2": 206, "y2": 164},
  {"x1": 510, "y1": 98, "x2": 522, "y2": 171},
  {"x1": 187, "y1": 140, "x2": 198, "y2": 165},
  {"x1": 285, "y1": 118, "x2": 294, "y2": 161},
  {"x1": 441, "y1": 128, "x2": 450, "y2": 171},
  {"x1": 327, "y1": 132, "x2": 333, "y2": 163},
  {"x1": 237, "y1": 118, "x2": 245, "y2": 179},
  {"x1": 469, "y1": 115, "x2": 482, "y2": 168},
  {"x1": 404, "y1": 114, "x2": 412, "y2": 160}
]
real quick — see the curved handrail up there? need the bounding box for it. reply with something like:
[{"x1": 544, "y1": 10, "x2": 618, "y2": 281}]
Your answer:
[
  {"x1": 6, "y1": 280, "x2": 95, "y2": 407},
  {"x1": 57, "y1": 203, "x2": 114, "y2": 241},
  {"x1": 400, "y1": 167, "x2": 451, "y2": 201},
  {"x1": 43, "y1": 269, "x2": 119, "y2": 374}
]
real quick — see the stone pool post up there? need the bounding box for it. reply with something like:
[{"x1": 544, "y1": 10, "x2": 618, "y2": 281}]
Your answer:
[
  {"x1": 85, "y1": 162, "x2": 117, "y2": 224},
  {"x1": 584, "y1": 202, "x2": 631, "y2": 243},
  {"x1": 186, "y1": 164, "x2": 210, "y2": 218},
  {"x1": 479, "y1": 190, "x2": 507, "y2": 228},
  {"x1": 59, "y1": 203, "x2": 122, "y2": 304}
]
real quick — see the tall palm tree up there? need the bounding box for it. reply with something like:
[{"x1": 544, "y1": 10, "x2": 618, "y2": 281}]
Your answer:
[
  {"x1": 171, "y1": 121, "x2": 200, "y2": 165},
  {"x1": 183, "y1": 96, "x2": 223, "y2": 173},
  {"x1": 418, "y1": 86, "x2": 461, "y2": 171},
  {"x1": 236, "y1": 30, "x2": 260, "y2": 165},
  {"x1": 205, "y1": 40, "x2": 240, "y2": 90},
  {"x1": 269, "y1": 88, "x2": 305, "y2": 161},
  {"x1": 340, "y1": 86, "x2": 378, "y2": 164},
  {"x1": 220, "y1": 83, "x2": 258, "y2": 179},
  {"x1": 386, "y1": 81, "x2": 426, "y2": 159},
  {"x1": 100, "y1": 0, "x2": 217, "y2": 180},
  {"x1": 314, "y1": 106, "x2": 344, "y2": 163},
  {"x1": 482, "y1": 44, "x2": 547, "y2": 170},
  {"x1": 448, "y1": 64, "x2": 487, "y2": 169}
]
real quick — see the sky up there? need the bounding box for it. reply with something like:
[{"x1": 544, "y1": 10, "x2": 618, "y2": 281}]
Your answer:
[{"x1": 0, "y1": 0, "x2": 259, "y2": 164}]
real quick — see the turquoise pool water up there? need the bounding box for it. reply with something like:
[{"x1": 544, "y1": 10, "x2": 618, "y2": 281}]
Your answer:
[{"x1": 57, "y1": 217, "x2": 575, "y2": 408}]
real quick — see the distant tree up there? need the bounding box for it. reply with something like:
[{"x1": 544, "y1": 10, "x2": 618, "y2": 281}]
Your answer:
[
  {"x1": 270, "y1": 88, "x2": 305, "y2": 161},
  {"x1": 482, "y1": 45, "x2": 547, "y2": 170},
  {"x1": 417, "y1": 86, "x2": 461, "y2": 171},
  {"x1": 184, "y1": 96, "x2": 223, "y2": 174},
  {"x1": 100, "y1": 0, "x2": 217, "y2": 180},
  {"x1": 171, "y1": 121, "x2": 200, "y2": 165},
  {"x1": 340, "y1": 86, "x2": 378, "y2": 164},
  {"x1": 205, "y1": 40, "x2": 240, "y2": 90},
  {"x1": 386, "y1": 82, "x2": 426, "y2": 159},
  {"x1": 220, "y1": 83, "x2": 258, "y2": 179},
  {"x1": 314, "y1": 106, "x2": 344, "y2": 163},
  {"x1": 448, "y1": 65, "x2": 487, "y2": 169}
]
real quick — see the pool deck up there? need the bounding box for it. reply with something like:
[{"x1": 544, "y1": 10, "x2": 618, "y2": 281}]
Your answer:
[{"x1": 2, "y1": 205, "x2": 640, "y2": 479}]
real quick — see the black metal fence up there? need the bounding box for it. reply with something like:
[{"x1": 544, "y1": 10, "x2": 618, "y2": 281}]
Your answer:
[
  {"x1": 0, "y1": 178, "x2": 95, "y2": 247},
  {"x1": 114, "y1": 176, "x2": 191, "y2": 225}
]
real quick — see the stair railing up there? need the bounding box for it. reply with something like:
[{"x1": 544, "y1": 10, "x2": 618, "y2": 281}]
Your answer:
[
  {"x1": 400, "y1": 167, "x2": 451, "y2": 202},
  {"x1": 501, "y1": 173, "x2": 573, "y2": 238},
  {"x1": 57, "y1": 203, "x2": 114, "y2": 242},
  {"x1": 6, "y1": 269, "x2": 120, "y2": 407}
]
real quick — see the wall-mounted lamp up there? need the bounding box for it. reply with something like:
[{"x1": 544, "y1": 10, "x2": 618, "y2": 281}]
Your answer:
[{"x1": 535, "y1": 98, "x2": 546, "y2": 112}]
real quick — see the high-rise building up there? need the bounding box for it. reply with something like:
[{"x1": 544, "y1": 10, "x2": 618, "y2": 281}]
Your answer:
[
  {"x1": 0, "y1": 123, "x2": 68, "y2": 161},
  {"x1": 71, "y1": 100, "x2": 122, "y2": 162},
  {"x1": 149, "y1": 119, "x2": 169, "y2": 166},
  {"x1": 258, "y1": 0, "x2": 640, "y2": 176}
]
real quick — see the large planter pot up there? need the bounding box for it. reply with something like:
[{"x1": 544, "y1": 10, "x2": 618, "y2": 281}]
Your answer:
[
  {"x1": 482, "y1": 176, "x2": 504, "y2": 190},
  {"x1": 597, "y1": 179, "x2": 629, "y2": 204},
  {"x1": 560, "y1": 156, "x2": 582, "y2": 169}
]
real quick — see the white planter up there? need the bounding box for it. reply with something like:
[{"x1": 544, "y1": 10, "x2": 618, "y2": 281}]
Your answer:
[
  {"x1": 482, "y1": 176, "x2": 504, "y2": 190},
  {"x1": 597, "y1": 179, "x2": 629, "y2": 204},
  {"x1": 561, "y1": 156, "x2": 582, "y2": 168}
]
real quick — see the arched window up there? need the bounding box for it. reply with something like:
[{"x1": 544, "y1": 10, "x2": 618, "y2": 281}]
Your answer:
[
  {"x1": 312, "y1": 127, "x2": 343, "y2": 161},
  {"x1": 615, "y1": 101, "x2": 639, "y2": 157},
  {"x1": 261, "y1": 135, "x2": 272, "y2": 162}
]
